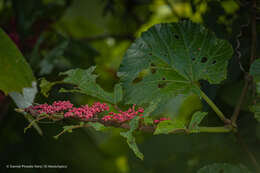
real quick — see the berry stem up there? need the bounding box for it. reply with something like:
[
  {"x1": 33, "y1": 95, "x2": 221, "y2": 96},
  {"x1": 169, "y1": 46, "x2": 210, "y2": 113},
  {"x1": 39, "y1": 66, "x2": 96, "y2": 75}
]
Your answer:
[{"x1": 189, "y1": 126, "x2": 232, "y2": 133}]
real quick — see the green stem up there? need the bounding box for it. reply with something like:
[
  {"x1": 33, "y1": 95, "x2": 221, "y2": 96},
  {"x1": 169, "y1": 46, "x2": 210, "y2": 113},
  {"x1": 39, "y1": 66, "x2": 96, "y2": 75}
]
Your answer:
[
  {"x1": 190, "y1": 126, "x2": 231, "y2": 133},
  {"x1": 200, "y1": 89, "x2": 230, "y2": 124}
]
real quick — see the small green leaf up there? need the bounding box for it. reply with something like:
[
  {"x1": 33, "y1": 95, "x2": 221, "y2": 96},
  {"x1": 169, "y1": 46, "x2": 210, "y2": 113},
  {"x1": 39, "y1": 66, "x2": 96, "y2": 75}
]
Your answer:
[
  {"x1": 88, "y1": 122, "x2": 107, "y2": 131},
  {"x1": 189, "y1": 111, "x2": 207, "y2": 130},
  {"x1": 40, "y1": 78, "x2": 61, "y2": 97},
  {"x1": 120, "y1": 117, "x2": 144, "y2": 160},
  {"x1": 144, "y1": 117, "x2": 154, "y2": 125},
  {"x1": 0, "y1": 28, "x2": 35, "y2": 94},
  {"x1": 113, "y1": 83, "x2": 123, "y2": 104},
  {"x1": 250, "y1": 59, "x2": 260, "y2": 94},
  {"x1": 154, "y1": 119, "x2": 186, "y2": 135},
  {"x1": 250, "y1": 104, "x2": 260, "y2": 123},
  {"x1": 197, "y1": 163, "x2": 252, "y2": 173},
  {"x1": 60, "y1": 67, "x2": 114, "y2": 103}
]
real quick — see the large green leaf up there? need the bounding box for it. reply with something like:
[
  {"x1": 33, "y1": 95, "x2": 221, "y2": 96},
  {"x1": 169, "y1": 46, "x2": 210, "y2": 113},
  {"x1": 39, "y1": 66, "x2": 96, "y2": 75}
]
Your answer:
[
  {"x1": 118, "y1": 21, "x2": 233, "y2": 105},
  {"x1": 0, "y1": 28, "x2": 35, "y2": 94},
  {"x1": 250, "y1": 59, "x2": 260, "y2": 94},
  {"x1": 197, "y1": 163, "x2": 251, "y2": 173}
]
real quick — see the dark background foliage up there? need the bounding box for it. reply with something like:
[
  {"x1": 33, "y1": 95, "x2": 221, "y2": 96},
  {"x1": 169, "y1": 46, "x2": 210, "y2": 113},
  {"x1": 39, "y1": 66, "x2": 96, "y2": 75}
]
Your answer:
[{"x1": 0, "y1": 0, "x2": 259, "y2": 172}]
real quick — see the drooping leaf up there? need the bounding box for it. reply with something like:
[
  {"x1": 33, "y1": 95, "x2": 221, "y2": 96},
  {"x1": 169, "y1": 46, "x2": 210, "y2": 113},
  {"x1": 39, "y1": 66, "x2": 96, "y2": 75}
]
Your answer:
[
  {"x1": 118, "y1": 20, "x2": 233, "y2": 106},
  {"x1": 113, "y1": 83, "x2": 123, "y2": 104},
  {"x1": 250, "y1": 59, "x2": 260, "y2": 94},
  {"x1": 154, "y1": 119, "x2": 186, "y2": 135},
  {"x1": 188, "y1": 111, "x2": 207, "y2": 130},
  {"x1": 120, "y1": 131, "x2": 144, "y2": 160},
  {"x1": 0, "y1": 28, "x2": 35, "y2": 94},
  {"x1": 60, "y1": 67, "x2": 114, "y2": 103},
  {"x1": 197, "y1": 163, "x2": 252, "y2": 173},
  {"x1": 120, "y1": 117, "x2": 144, "y2": 160}
]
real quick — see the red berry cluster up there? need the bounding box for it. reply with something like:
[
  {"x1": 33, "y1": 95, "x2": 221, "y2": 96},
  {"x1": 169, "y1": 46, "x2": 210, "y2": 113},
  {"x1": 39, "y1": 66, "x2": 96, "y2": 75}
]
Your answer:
[
  {"x1": 64, "y1": 102, "x2": 109, "y2": 120},
  {"x1": 102, "y1": 104, "x2": 144, "y2": 123},
  {"x1": 25, "y1": 101, "x2": 170, "y2": 125},
  {"x1": 25, "y1": 101, "x2": 73, "y2": 114}
]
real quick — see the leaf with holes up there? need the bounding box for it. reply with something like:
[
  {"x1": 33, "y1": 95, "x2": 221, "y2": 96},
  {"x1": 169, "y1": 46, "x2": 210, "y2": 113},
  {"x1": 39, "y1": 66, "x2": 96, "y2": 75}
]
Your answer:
[
  {"x1": 197, "y1": 163, "x2": 251, "y2": 173},
  {"x1": 118, "y1": 20, "x2": 233, "y2": 106}
]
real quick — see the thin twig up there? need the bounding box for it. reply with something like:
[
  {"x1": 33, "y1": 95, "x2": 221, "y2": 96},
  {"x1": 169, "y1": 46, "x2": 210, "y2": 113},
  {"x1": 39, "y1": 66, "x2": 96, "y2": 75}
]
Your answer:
[
  {"x1": 231, "y1": 0, "x2": 257, "y2": 125},
  {"x1": 19, "y1": 107, "x2": 232, "y2": 134},
  {"x1": 231, "y1": 74, "x2": 250, "y2": 125},
  {"x1": 235, "y1": 20, "x2": 250, "y2": 72},
  {"x1": 250, "y1": 0, "x2": 257, "y2": 65}
]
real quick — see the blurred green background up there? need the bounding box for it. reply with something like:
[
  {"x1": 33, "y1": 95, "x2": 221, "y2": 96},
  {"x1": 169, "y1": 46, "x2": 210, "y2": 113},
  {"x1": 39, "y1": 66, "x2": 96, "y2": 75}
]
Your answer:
[{"x1": 0, "y1": 0, "x2": 259, "y2": 172}]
